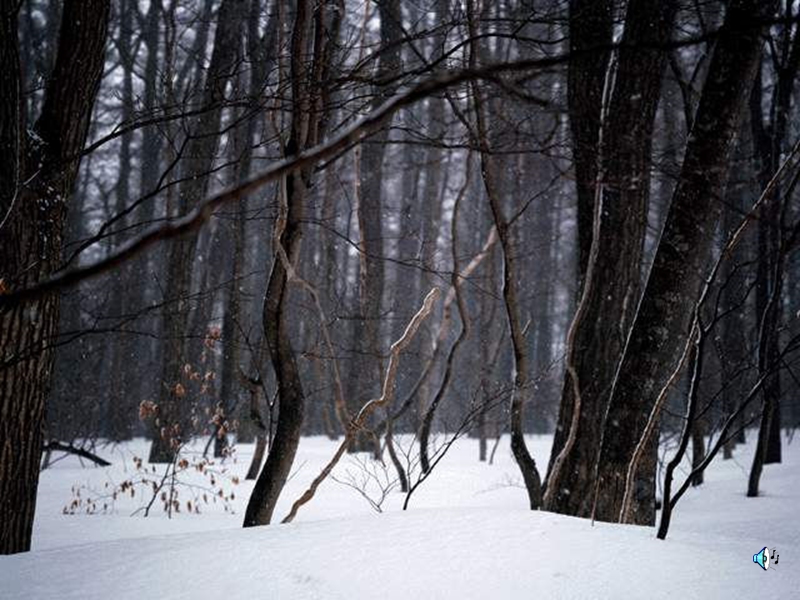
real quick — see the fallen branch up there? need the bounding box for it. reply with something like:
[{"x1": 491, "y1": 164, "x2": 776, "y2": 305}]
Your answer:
[{"x1": 43, "y1": 441, "x2": 111, "y2": 467}]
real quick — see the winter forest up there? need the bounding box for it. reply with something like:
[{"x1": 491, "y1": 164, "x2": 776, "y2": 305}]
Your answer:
[{"x1": 1, "y1": 0, "x2": 799, "y2": 597}]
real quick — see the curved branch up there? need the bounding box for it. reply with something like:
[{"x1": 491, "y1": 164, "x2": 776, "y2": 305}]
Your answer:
[{"x1": 281, "y1": 288, "x2": 440, "y2": 524}]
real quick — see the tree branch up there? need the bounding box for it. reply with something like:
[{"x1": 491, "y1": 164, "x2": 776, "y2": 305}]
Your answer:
[{"x1": 280, "y1": 288, "x2": 439, "y2": 524}]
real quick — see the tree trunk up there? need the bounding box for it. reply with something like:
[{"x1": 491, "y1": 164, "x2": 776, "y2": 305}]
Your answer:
[
  {"x1": 566, "y1": 0, "x2": 613, "y2": 290},
  {"x1": 468, "y1": 3, "x2": 542, "y2": 508},
  {"x1": 747, "y1": 19, "x2": 800, "y2": 465},
  {"x1": 108, "y1": 0, "x2": 136, "y2": 442},
  {"x1": 545, "y1": 0, "x2": 677, "y2": 519},
  {"x1": 346, "y1": 0, "x2": 402, "y2": 452},
  {"x1": 690, "y1": 410, "x2": 706, "y2": 487},
  {"x1": 246, "y1": 435, "x2": 268, "y2": 481},
  {"x1": 242, "y1": 0, "x2": 335, "y2": 526},
  {"x1": 592, "y1": 0, "x2": 774, "y2": 525},
  {"x1": 0, "y1": 0, "x2": 110, "y2": 555},
  {"x1": 419, "y1": 166, "x2": 471, "y2": 473}
]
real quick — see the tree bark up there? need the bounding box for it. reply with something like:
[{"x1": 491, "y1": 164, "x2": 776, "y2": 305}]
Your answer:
[
  {"x1": 108, "y1": 0, "x2": 136, "y2": 442},
  {"x1": 747, "y1": 19, "x2": 800, "y2": 465},
  {"x1": 467, "y1": 1, "x2": 542, "y2": 508},
  {"x1": 0, "y1": 0, "x2": 110, "y2": 555},
  {"x1": 566, "y1": 0, "x2": 613, "y2": 290},
  {"x1": 346, "y1": 0, "x2": 403, "y2": 452},
  {"x1": 242, "y1": 0, "x2": 335, "y2": 526},
  {"x1": 545, "y1": 0, "x2": 676, "y2": 519},
  {"x1": 592, "y1": 0, "x2": 775, "y2": 525}
]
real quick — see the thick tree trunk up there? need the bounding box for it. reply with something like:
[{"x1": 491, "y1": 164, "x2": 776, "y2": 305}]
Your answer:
[
  {"x1": 0, "y1": 0, "x2": 110, "y2": 554},
  {"x1": 592, "y1": 0, "x2": 774, "y2": 525},
  {"x1": 545, "y1": 0, "x2": 676, "y2": 519}
]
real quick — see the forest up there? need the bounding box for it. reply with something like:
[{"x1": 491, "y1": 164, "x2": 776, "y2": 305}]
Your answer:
[{"x1": 1, "y1": 0, "x2": 799, "y2": 597}]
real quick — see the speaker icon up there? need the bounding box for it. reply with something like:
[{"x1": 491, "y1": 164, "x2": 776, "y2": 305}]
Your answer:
[{"x1": 753, "y1": 547, "x2": 770, "y2": 571}]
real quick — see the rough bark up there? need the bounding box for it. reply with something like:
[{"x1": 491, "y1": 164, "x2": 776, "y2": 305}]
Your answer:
[
  {"x1": 545, "y1": 0, "x2": 677, "y2": 519},
  {"x1": 0, "y1": 0, "x2": 110, "y2": 555},
  {"x1": 591, "y1": 0, "x2": 775, "y2": 525},
  {"x1": 567, "y1": 0, "x2": 613, "y2": 289}
]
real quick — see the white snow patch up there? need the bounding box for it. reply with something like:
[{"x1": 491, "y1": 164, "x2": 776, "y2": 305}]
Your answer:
[{"x1": 1, "y1": 434, "x2": 797, "y2": 599}]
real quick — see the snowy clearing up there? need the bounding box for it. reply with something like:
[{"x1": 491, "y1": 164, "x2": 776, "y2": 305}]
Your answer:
[{"x1": 1, "y1": 433, "x2": 797, "y2": 599}]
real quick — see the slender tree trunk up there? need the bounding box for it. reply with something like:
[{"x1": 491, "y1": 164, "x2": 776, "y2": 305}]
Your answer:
[
  {"x1": 748, "y1": 21, "x2": 800, "y2": 464},
  {"x1": 346, "y1": 0, "x2": 402, "y2": 452},
  {"x1": 150, "y1": 0, "x2": 248, "y2": 463},
  {"x1": 419, "y1": 166, "x2": 471, "y2": 473},
  {"x1": 243, "y1": 0, "x2": 335, "y2": 526},
  {"x1": 467, "y1": 2, "x2": 542, "y2": 508},
  {"x1": 246, "y1": 435, "x2": 268, "y2": 481},
  {"x1": 108, "y1": 0, "x2": 136, "y2": 442}
]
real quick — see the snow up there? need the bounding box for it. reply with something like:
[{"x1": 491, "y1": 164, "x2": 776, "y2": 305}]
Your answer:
[{"x1": 1, "y1": 434, "x2": 797, "y2": 599}]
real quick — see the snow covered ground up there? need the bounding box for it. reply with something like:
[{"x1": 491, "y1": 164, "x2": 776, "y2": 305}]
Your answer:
[{"x1": 1, "y1": 433, "x2": 797, "y2": 599}]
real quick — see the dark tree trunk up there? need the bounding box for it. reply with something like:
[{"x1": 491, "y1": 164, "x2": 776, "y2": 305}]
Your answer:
[
  {"x1": 690, "y1": 414, "x2": 706, "y2": 487},
  {"x1": 747, "y1": 19, "x2": 800, "y2": 466},
  {"x1": 243, "y1": 0, "x2": 335, "y2": 526},
  {"x1": 545, "y1": 0, "x2": 676, "y2": 520},
  {"x1": 122, "y1": 0, "x2": 162, "y2": 416},
  {"x1": 0, "y1": 0, "x2": 110, "y2": 555},
  {"x1": 719, "y1": 178, "x2": 750, "y2": 459},
  {"x1": 566, "y1": 0, "x2": 613, "y2": 290},
  {"x1": 592, "y1": 0, "x2": 774, "y2": 525},
  {"x1": 468, "y1": 4, "x2": 542, "y2": 508},
  {"x1": 346, "y1": 0, "x2": 403, "y2": 452},
  {"x1": 108, "y1": 0, "x2": 136, "y2": 442},
  {"x1": 246, "y1": 435, "x2": 268, "y2": 481}
]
